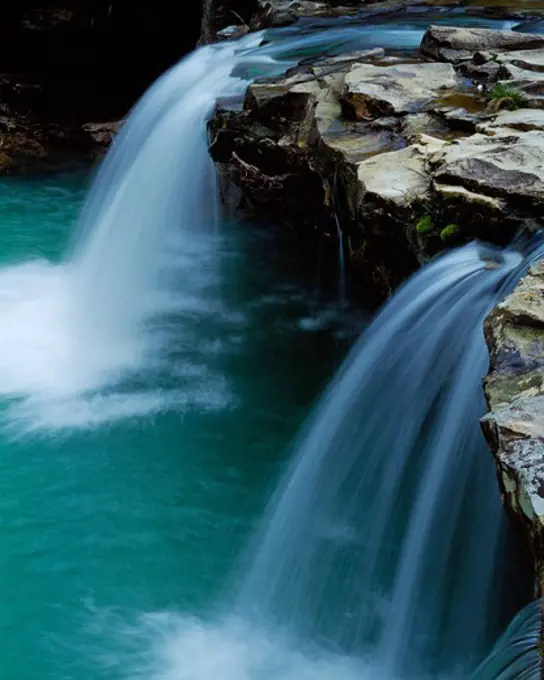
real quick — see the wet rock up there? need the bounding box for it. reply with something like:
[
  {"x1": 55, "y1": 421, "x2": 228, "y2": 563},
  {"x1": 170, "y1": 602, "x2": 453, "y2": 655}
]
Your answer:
[
  {"x1": 498, "y1": 62, "x2": 544, "y2": 86},
  {"x1": 482, "y1": 261, "x2": 544, "y2": 579},
  {"x1": 82, "y1": 120, "x2": 123, "y2": 157},
  {"x1": 421, "y1": 26, "x2": 544, "y2": 63},
  {"x1": 217, "y1": 24, "x2": 250, "y2": 40},
  {"x1": 402, "y1": 113, "x2": 450, "y2": 143},
  {"x1": 358, "y1": 140, "x2": 444, "y2": 210},
  {"x1": 343, "y1": 62, "x2": 457, "y2": 118}
]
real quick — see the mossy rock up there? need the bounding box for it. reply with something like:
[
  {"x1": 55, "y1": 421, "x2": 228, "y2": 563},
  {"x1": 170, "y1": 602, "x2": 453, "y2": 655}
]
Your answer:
[
  {"x1": 440, "y1": 223, "x2": 461, "y2": 243},
  {"x1": 416, "y1": 214, "x2": 435, "y2": 234}
]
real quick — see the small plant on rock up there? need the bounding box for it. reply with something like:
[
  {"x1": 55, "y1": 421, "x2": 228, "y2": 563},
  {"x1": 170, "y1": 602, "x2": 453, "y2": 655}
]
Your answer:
[
  {"x1": 440, "y1": 224, "x2": 461, "y2": 243},
  {"x1": 487, "y1": 83, "x2": 526, "y2": 112},
  {"x1": 416, "y1": 214, "x2": 436, "y2": 235}
]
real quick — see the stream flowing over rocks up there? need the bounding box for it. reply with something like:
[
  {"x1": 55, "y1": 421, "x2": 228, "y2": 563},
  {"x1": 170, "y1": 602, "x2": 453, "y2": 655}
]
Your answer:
[
  {"x1": 210, "y1": 24, "x2": 544, "y2": 298},
  {"x1": 207, "y1": 13, "x2": 544, "y2": 621},
  {"x1": 0, "y1": 1, "x2": 543, "y2": 663}
]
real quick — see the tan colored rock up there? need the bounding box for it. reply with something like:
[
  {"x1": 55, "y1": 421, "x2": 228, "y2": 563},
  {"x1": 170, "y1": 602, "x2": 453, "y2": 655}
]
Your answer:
[
  {"x1": 484, "y1": 261, "x2": 544, "y2": 410},
  {"x1": 482, "y1": 261, "x2": 544, "y2": 578},
  {"x1": 343, "y1": 62, "x2": 457, "y2": 118},
  {"x1": 357, "y1": 141, "x2": 444, "y2": 208},
  {"x1": 497, "y1": 48, "x2": 544, "y2": 73},
  {"x1": 432, "y1": 130, "x2": 544, "y2": 207},
  {"x1": 421, "y1": 25, "x2": 544, "y2": 63},
  {"x1": 478, "y1": 109, "x2": 544, "y2": 133},
  {"x1": 402, "y1": 113, "x2": 450, "y2": 142}
]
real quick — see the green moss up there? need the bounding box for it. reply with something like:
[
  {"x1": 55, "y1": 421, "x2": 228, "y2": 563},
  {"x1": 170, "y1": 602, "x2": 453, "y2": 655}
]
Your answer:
[
  {"x1": 440, "y1": 223, "x2": 461, "y2": 242},
  {"x1": 416, "y1": 214, "x2": 435, "y2": 234},
  {"x1": 487, "y1": 83, "x2": 526, "y2": 112}
]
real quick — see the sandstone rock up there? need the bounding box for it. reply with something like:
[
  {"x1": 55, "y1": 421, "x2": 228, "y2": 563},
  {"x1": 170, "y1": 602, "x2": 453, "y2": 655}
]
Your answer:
[
  {"x1": 209, "y1": 40, "x2": 543, "y2": 303},
  {"x1": 431, "y1": 131, "x2": 544, "y2": 210},
  {"x1": 438, "y1": 107, "x2": 485, "y2": 132},
  {"x1": 421, "y1": 26, "x2": 544, "y2": 63},
  {"x1": 402, "y1": 113, "x2": 450, "y2": 143},
  {"x1": 343, "y1": 62, "x2": 457, "y2": 118},
  {"x1": 82, "y1": 121, "x2": 123, "y2": 146},
  {"x1": 478, "y1": 108, "x2": 544, "y2": 133},
  {"x1": 217, "y1": 24, "x2": 250, "y2": 40},
  {"x1": 432, "y1": 182, "x2": 510, "y2": 241},
  {"x1": 497, "y1": 48, "x2": 544, "y2": 73},
  {"x1": 484, "y1": 261, "x2": 544, "y2": 410},
  {"x1": 357, "y1": 141, "x2": 443, "y2": 209},
  {"x1": 482, "y1": 261, "x2": 544, "y2": 579},
  {"x1": 497, "y1": 62, "x2": 544, "y2": 87}
]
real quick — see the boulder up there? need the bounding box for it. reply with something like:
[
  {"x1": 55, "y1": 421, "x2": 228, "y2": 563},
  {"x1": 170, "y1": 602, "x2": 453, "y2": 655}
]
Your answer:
[
  {"x1": 343, "y1": 62, "x2": 457, "y2": 118},
  {"x1": 481, "y1": 261, "x2": 544, "y2": 581},
  {"x1": 421, "y1": 26, "x2": 544, "y2": 63}
]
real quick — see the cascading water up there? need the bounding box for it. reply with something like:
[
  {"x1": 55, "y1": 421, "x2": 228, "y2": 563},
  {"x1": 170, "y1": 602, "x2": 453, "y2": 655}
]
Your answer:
[
  {"x1": 0, "y1": 34, "x2": 276, "y2": 430},
  {"x1": 0, "y1": 13, "x2": 543, "y2": 680},
  {"x1": 0, "y1": 26, "x2": 386, "y2": 430},
  {"x1": 237, "y1": 240, "x2": 543, "y2": 677},
  {"x1": 471, "y1": 599, "x2": 542, "y2": 680}
]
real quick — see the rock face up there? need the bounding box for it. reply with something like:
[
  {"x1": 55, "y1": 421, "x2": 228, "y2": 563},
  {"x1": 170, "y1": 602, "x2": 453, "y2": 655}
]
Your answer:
[
  {"x1": 210, "y1": 25, "x2": 544, "y2": 300},
  {"x1": 481, "y1": 261, "x2": 544, "y2": 584},
  {"x1": 0, "y1": 2, "x2": 203, "y2": 170}
]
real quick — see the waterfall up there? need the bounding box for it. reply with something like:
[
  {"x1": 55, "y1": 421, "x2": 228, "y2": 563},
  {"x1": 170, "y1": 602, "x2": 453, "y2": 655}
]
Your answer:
[
  {"x1": 0, "y1": 33, "x2": 277, "y2": 429},
  {"x1": 0, "y1": 15, "x2": 542, "y2": 678},
  {"x1": 334, "y1": 213, "x2": 348, "y2": 309},
  {"x1": 237, "y1": 240, "x2": 543, "y2": 677},
  {"x1": 0, "y1": 26, "x2": 378, "y2": 430},
  {"x1": 471, "y1": 599, "x2": 542, "y2": 679}
]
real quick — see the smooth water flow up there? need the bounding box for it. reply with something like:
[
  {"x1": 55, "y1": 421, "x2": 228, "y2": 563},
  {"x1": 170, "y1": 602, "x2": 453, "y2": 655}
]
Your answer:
[
  {"x1": 238, "y1": 241, "x2": 543, "y2": 677},
  {"x1": 0, "y1": 35, "x2": 269, "y2": 429},
  {"x1": 471, "y1": 599, "x2": 542, "y2": 680},
  {"x1": 334, "y1": 213, "x2": 348, "y2": 309},
  {"x1": 0, "y1": 14, "x2": 543, "y2": 680}
]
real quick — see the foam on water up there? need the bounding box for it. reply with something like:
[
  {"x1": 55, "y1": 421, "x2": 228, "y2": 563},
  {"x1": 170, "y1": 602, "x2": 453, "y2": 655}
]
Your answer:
[
  {"x1": 0, "y1": 37, "x2": 263, "y2": 432},
  {"x1": 82, "y1": 608, "x2": 373, "y2": 680}
]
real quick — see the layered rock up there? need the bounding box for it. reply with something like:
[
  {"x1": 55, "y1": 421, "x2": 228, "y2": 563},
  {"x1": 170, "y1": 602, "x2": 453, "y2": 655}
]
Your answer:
[
  {"x1": 421, "y1": 25, "x2": 544, "y2": 63},
  {"x1": 210, "y1": 25, "x2": 544, "y2": 300},
  {"x1": 481, "y1": 261, "x2": 544, "y2": 585}
]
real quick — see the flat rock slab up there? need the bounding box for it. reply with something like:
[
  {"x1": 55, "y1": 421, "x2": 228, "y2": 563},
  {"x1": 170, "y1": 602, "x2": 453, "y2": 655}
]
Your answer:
[
  {"x1": 357, "y1": 139, "x2": 445, "y2": 208},
  {"x1": 344, "y1": 62, "x2": 457, "y2": 118},
  {"x1": 497, "y1": 48, "x2": 544, "y2": 72},
  {"x1": 478, "y1": 108, "x2": 544, "y2": 132},
  {"x1": 421, "y1": 25, "x2": 544, "y2": 62},
  {"x1": 432, "y1": 131, "x2": 544, "y2": 207}
]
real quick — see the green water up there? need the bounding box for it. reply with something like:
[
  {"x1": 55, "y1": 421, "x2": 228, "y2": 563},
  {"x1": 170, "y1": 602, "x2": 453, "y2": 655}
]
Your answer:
[{"x1": 0, "y1": 171, "x2": 355, "y2": 679}]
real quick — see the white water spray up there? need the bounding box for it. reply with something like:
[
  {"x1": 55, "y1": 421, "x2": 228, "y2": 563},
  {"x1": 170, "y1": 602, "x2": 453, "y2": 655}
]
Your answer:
[{"x1": 0, "y1": 35, "x2": 272, "y2": 430}]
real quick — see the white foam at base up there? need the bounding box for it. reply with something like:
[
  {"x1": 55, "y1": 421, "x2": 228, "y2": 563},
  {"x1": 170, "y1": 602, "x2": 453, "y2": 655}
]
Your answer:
[{"x1": 84, "y1": 611, "x2": 372, "y2": 680}]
